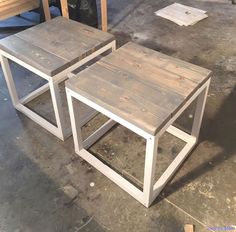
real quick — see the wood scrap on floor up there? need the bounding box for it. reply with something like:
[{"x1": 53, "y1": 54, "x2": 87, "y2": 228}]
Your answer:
[
  {"x1": 155, "y1": 3, "x2": 208, "y2": 26},
  {"x1": 184, "y1": 224, "x2": 195, "y2": 232}
]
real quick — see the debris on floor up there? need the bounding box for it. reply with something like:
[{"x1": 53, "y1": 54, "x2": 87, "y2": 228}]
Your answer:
[
  {"x1": 61, "y1": 185, "x2": 78, "y2": 199},
  {"x1": 66, "y1": 163, "x2": 76, "y2": 175},
  {"x1": 75, "y1": 216, "x2": 94, "y2": 232},
  {"x1": 184, "y1": 224, "x2": 195, "y2": 232},
  {"x1": 90, "y1": 182, "x2": 95, "y2": 187},
  {"x1": 155, "y1": 3, "x2": 208, "y2": 26}
]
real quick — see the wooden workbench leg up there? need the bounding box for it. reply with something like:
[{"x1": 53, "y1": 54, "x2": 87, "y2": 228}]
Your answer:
[
  {"x1": 42, "y1": 0, "x2": 51, "y2": 21},
  {"x1": 101, "y1": 0, "x2": 108, "y2": 32},
  {"x1": 60, "y1": 0, "x2": 69, "y2": 18}
]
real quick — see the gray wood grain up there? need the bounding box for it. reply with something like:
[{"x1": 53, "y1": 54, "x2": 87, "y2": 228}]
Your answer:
[
  {"x1": 66, "y1": 42, "x2": 212, "y2": 135},
  {"x1": 0, "y1": 35, "x2": 68, "y2": 75},
  {"x1": 67, "y1": 74, "x2": 171, "y2": 135},
  {"x1": 89, "y1": 62, "x2": 185, "y2": 113},
  {"x1": 121, "y1": 42, "x2": 212, "y2": 84},
  {"x1": 0, "y1": 16, "x2": 115, "y2": 76}
]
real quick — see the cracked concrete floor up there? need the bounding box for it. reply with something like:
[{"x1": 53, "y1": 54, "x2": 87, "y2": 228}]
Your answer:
[{"x1": 0, "y1": 0, "x2": 236, "y2": 231}]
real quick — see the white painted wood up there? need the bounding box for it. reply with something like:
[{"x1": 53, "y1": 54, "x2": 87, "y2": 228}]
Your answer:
[
  {"x1": 156, "y1": 80, "x2": 211, "y2": 138},
  {"x1": 0, "y1": 40, "x2": 115, "y2": 140},
  {"x1": 155, "y1": 3, "x2": 208, "y2": 26},
  {"x1": 78, "y1": 149, "x2": 144, "y2": 203},
  {"x1": 152, "y1": 139, "x2": 196, "y2": 199},
  {"x1": 152, "y1": 81, "x2": 211, "y2": 200},
  {"x1": 15, "y1": 104, "x2": 62, "y2": 138},
  {"x1": 66, "y1": 77, "x2": 211, "y2": 207},
  {"x1": 83, "y1": 119, "x2": 117, "y2": 149},
  {"x1": 65, "y1": 98, "x2": 99, "y2": 140},
  {"x1": 80, "y1": 110, "x2": 98, "y2": 127},
  {"x1": 67, "y1": 88, "x2": 145, "y2": 205},
  {"x1": 49, "y1": 80, "x2": 67, "y2": 140},
  {"x1": 67, "y1": 88, "x2": 151, "y2": 139},
  {"x1": 151, "y1": 81, "x2": 211, "y2": 202},
  {"x1": 191, "y1": 81, "x2": 210, "y2": 139},
  {"x1": 66, "y1": 93, "x2": 84, "y2": 151},
  {"x1": 166, "y1": 125, "x2": 195, "y2": 143},
  {"x1": 174, "y1": 3, "x2": 206, "y2": 14},
  {"x1": 67, "y1": 88, "x2": 150, "y2": 205},
  {"x1": 53, "y1": 41, "x2": 116, "y2": 84},
  {"x1": 0, "y1": 50, "x2": 51, "y2": 81},
  {"x1": 143, "y1": 136, "x2": 158, "y2": 207},
  {"x1": 20, "y1": 83, "x2": 49, "y2": 104},
  {"x1": 111, "y1": 40, "x2": 116, "y2": 51},
  {"x1": 0, "y1": 55, "x2": 19, "y2": 106},
  {"x1": 67, "y1": 72, "x2": 77, "y2": 79}
]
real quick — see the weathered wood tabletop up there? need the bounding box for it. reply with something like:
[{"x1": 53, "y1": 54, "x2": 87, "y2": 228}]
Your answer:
[
  {"x1": 66, "y1": 42, "x2": 212, "y2": 135},
  {"x1": 0, "y1": 16, "x2": 114, "y2": 76}
]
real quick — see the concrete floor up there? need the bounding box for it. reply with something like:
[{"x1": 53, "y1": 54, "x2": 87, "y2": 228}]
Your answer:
[{"x1": 0, "y1": 0, "x2": 236, "y2": 231}]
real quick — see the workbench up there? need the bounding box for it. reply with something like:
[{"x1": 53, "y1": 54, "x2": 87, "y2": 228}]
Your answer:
[
  {"x1": 41, "y1": 0, "x2": 108, "y2": 31},
  {"x1": 0, "y1": 0, "x2": 108, "y2": 32},
  {"x1": 0, "y1": 0, "x2": 40, "y2": 21}
]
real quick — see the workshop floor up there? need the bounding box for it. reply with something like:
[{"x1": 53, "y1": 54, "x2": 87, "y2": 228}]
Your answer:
[{"x1": 0, "y1": 0, "x2": 236, "y2": 231}]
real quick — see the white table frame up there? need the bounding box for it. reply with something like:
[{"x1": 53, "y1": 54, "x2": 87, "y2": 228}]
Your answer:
[
  {"x1": 0, "y1": 40, "x2": 116, "y2": 140},
  {"x1": 66, "y1": 78, "x2": 211, "y2": 207}
]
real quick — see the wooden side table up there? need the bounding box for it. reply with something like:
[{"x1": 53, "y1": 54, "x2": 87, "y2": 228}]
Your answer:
[
  {"x1": 65, "y1": 42, "x2": 212, "y2": 207},
  {"x1": 0, "y1": 16, "x2": 115, "y2": 140}
]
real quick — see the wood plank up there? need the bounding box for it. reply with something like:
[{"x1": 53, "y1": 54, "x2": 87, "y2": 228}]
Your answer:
[
  {"x1": 0, "y1": 0, "x2": 37, "y2": 7},
  {"x1": 184, "y1": 224, "x2": 195, "y2": 232},
  {"x1": 66, "y1": 42, "x2": 211, "y2": 135},
  {"x1": 120, "y1": 43, "x2": 212, "y2": 83},
  {"x1": 0, "y1": 0, "x2": 20, "y2": 6},
  {"x1": 0, "y1": 35, "x2": 68, "y2": 76},
  {"x1": 67, "y1": 74, "x2": 172, "y2": 135},
  {"x1": 0, "y1": 0, "x2": 34, "y2": 11},
  {"x1": 99, "y1": 49, "x2": 198, "y2": 98},
  {"x1": 173, "y1": 3, "x2": 207, "y2": 26},
  {"x1": 155, "y1": 6, "x2": 185, "y2": 26},
  {"x1": 155, "y1": 3, "x2": 208, "y2": 26},
  {"x1": 0, "y1": 16, "x2": 114, "y2": 76},
  {"x1": 16, "y1": 17, "x2": 114, "y2": 64},
  {"x1": 16, "y1": 20, "x2": 99, "y2": 62},
  {"x1": 47, "y1": 17, "x2": 114, "y2": 44},
  {"x1": 74, "y1": 72, "x2": 171, "y2": 122},
  {"x1": 42, "y1": 0, "x2": 51, "y2": 21},
  {"x1": 93, "y1": 61, "x2": 185, "y2": 112},
  {"x1": 101, "y1": 0, "x2": 108, "y2": 32},
  {"x1": 0, "y1": 0, "x2": 39, "y2": 20},
  {"x1": 175, "y1": 3, "x2": 206, "y2": 14},
  {"x1": 83, "y1": 65, "x2": 180, "y2": 117},
  {"x1": 60, "y1": 0, "x2": 69, "y2": 18}
]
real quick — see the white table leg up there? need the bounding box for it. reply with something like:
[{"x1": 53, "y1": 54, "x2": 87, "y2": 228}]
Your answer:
[
  {"x1": 66, "y1": 91, "x2": 84, "y2": 152},
  {"x1": 191, "y1": 80, "x2": 210, "y2": 140},
  {"x1": 49, "y1": 79, "x2": 67, "y2": 140},
  {"x1": 0, "y1": 55, "x2": 19, "y2": 107},
  {"x1": 143, "y1": 136, "x2": 158, "y2": 207}
]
